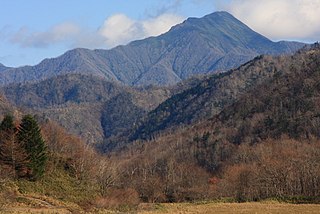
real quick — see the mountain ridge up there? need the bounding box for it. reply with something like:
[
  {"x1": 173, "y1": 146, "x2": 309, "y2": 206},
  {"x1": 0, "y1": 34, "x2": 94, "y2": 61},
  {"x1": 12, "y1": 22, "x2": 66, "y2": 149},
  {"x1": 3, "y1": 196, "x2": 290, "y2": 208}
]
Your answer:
[
  {"x1": 0, "y1": 11, "x2": 305, "y2": 86},
  {"x1": 130, "y1": 44, "x2": 317, "y2": 141},
  {"x1": 2, "y1": 73, "x2": 172, "y2": 144}
]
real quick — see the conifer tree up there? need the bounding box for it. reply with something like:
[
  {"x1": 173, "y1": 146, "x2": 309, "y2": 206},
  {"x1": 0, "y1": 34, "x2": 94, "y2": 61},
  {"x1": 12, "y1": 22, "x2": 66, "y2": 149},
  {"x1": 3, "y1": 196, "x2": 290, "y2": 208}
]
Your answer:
[
  {"x1": 0, "y1": 114, "x2": 15, "y2": 131},
  {"x1": 17, "y1": 115, "x2": 47, "y2": 180}
]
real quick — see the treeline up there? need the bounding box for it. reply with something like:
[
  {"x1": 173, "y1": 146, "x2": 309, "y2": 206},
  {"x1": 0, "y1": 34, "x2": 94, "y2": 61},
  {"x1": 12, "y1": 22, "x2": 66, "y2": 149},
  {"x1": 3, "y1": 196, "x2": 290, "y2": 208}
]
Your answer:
[
  {"x1": 112, "y1": 132, "x2": 320, "y2": 203},
  {"x1": 1, "y1": 115, "x2": 319, "y2": 210},
  {"x1": 216, "y1": 138, "x2": 320, "y2": 202}
]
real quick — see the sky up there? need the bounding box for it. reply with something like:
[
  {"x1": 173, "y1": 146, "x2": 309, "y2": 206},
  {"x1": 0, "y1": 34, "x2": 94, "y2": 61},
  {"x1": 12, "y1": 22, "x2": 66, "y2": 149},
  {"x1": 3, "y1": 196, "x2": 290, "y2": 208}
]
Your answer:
[{"x1": 0, "y1": 0, "x2": 319, "y2": 67}]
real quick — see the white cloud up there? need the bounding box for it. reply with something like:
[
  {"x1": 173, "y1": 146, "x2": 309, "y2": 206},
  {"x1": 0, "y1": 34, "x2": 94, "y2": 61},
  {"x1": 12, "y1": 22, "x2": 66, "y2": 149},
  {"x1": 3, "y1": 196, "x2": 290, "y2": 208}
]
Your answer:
[
  {"x1": 143, "y1": 14, "x2": 184, "y2": 37},
  {"x1": 98, "y1": 13, "x2": 184, "y2": 48},
  {"x1": 8, "y1": 13, "x2": 184, "y2": 50},
  {"x1": 11, "y1": 22, "x2": 81, "y2": 48},
  {"x1": 219, "y1": 0, "x2": 320, "y2": 41},
  {"x1": 98, "y1": 14, "x2": 143, "y2": 48}
]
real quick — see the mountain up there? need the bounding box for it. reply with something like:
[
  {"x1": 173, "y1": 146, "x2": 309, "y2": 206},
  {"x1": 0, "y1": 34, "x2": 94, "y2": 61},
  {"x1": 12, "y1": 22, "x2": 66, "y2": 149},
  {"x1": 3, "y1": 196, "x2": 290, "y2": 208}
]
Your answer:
[
  {"x1": 213, "y1": 44, "x2": 320, "y2": 143},
  {"x1": 2, "y1": 74, "x2": 171, "y2": 144},
  {"x1": 131, "y1": 44, "x2": 317, "y2": 141},
  {"x1": 0, "y1": 11, "x2": 304, "y2": 87}
]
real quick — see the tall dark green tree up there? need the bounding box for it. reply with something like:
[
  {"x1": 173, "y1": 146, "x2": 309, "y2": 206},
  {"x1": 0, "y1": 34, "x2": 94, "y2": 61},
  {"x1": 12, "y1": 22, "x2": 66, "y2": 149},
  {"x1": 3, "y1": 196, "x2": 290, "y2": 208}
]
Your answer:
[
  {"x1": 0, "y1": 114, "x2": 15, "y2": 131},
  {"x1": 17, "y1": 115, "x2": 47, "y2": 180}
]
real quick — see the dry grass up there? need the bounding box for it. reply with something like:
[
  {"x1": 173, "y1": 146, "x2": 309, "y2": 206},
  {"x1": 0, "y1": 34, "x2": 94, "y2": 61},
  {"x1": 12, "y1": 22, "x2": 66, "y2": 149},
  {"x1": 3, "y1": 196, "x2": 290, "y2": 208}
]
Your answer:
[
  {"x1": 2, "y1": 201, "x2": 320, "y2": 214},
  {"x1": 138, "y1": 202, "x2": 320, "y2": 214},
  {"x1": 0, "y1": 193, "x2": 81, "y2": 214}
]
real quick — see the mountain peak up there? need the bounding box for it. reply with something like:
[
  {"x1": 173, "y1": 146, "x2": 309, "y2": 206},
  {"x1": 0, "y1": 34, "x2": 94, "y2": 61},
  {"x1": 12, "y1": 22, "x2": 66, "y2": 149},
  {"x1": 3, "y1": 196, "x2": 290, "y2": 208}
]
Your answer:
[
  {"x1": 204, "y1": 10, "x2": 234, "y2": 18},
  {"x1": 0, "y1": 11, "x2": 305, "y2": 86},
  {"x1": 183, "y1": 11, "x2": 234, "y2": 22}
]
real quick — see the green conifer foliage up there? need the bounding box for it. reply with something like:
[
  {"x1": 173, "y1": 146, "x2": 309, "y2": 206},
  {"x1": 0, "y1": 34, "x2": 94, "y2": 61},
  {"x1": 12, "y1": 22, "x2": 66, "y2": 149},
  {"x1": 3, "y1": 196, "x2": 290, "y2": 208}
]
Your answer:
[
  {"x1": 0, "y1": 114, "x2": 15, "y2": 131},
  {"x1": 17, "y1": 115, "x2": 47, "y2": 180}
]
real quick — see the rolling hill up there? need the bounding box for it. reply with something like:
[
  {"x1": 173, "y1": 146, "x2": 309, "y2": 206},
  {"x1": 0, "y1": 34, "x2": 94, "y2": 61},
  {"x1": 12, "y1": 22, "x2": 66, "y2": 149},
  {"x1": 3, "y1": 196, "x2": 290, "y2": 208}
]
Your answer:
[{"x1": 2, "y1": 74, "x2": 171, "y2": 144}]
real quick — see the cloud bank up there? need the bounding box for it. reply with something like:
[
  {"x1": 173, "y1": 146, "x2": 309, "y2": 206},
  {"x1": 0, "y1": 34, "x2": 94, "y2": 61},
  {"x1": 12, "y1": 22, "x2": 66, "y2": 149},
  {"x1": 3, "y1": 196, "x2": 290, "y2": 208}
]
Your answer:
[
  {"x1": 99, "y1": 13, "x2": 184, "y2": 47},
  {"x1": 8, "y1": 13, "x2": 184, "y2": 49},
  {"x1": 219, "y1": 0, "x2": 320, "y2": 41}
]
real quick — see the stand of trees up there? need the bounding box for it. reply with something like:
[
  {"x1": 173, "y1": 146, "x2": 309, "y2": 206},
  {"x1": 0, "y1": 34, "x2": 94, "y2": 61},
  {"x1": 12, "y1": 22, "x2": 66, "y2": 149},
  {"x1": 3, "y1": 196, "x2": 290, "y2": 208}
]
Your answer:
[
  {"x1": 113, "y1": 133, "x2": 320, "y2": 203},
  {"x1": 0, "y1": 114, "x2": 47, "y2": 180}
]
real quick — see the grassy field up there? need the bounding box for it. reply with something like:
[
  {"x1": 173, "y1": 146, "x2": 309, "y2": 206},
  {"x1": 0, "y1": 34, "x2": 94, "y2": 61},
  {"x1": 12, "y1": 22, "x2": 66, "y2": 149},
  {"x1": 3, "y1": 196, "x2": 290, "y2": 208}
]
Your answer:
[
  {"x1": 138, "y1": 202, "x2": 320, "y2": 214},
  {"x1": 2, "y1": 199, "x2": 320, "y2": 213}
]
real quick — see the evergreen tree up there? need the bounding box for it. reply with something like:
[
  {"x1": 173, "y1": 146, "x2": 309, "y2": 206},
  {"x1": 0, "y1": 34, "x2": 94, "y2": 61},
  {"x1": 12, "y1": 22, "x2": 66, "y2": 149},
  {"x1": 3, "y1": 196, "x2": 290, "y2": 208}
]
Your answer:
[
  {"x1": 17, "y1": 115, "x2": 47, "y2": 180},
  {"x1": 0, "y1": 114, "x2": 15, "y2": 131}
]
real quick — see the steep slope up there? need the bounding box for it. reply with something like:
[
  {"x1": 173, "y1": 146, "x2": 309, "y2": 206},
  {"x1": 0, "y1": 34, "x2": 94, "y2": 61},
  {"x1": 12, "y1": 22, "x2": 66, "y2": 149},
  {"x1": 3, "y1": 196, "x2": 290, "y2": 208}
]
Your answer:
[
  {"x1": 123, "y1": 11, "x2": 302, "y2": 85},
  {"x1": 131, "y1": 55, "x2": 285, "y2": 140},
  {"x1": 0, "y1": 12, "x2": 304, "y2": 86},
  {"x1": 131, "y1": 44, "x2": 316, "y2": 140},
  {"x1": 213, "y1": 44, "x2": 320, "y2": 143},
  {"x1": 2, "y1": 74, "x2": 171, "y2": 144}
]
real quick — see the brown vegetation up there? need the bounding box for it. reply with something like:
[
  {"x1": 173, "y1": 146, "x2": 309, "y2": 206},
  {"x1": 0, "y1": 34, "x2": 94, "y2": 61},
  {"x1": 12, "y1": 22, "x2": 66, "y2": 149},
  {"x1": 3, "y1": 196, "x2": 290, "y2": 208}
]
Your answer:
[
  {"x1": 138, "y1": 202, "x2": 320, "y2": 214},
  {"x1": 112, "y1": 131, "x2": 320, "y2": 203},
  {"x1": 217, "y1": 138, "x2": 320, "y2": 201}
]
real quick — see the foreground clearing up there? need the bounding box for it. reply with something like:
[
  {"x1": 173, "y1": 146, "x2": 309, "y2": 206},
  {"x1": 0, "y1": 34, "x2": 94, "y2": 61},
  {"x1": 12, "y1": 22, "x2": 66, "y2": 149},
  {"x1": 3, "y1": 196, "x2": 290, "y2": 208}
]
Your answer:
[
  {"x1": 138, "y1": 202, "x2": 320, "y2": 214},
  {"x1": 2, "y1": 201, "x2": 320, "y2": 213}
]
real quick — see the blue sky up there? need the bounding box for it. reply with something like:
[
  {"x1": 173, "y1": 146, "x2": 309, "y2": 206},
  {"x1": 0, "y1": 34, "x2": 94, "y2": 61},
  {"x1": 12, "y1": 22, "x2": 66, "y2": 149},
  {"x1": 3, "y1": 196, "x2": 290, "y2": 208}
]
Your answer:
[{"x1": 1, "y1": 0, "x2": 319, "y2": 67}]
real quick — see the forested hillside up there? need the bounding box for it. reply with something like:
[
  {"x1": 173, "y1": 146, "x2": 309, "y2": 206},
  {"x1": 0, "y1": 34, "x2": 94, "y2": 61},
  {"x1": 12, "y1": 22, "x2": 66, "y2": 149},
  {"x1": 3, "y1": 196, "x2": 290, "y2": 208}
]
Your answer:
[
  {"x1": 132, "y1": 44, "x2": 319, "y2": 141},
  {"x1": 2, "y1": 74, "x2": 171, "y2": 144},
  {"x1": 110, "y1": 44, "x2": 320, "y2": 202}
]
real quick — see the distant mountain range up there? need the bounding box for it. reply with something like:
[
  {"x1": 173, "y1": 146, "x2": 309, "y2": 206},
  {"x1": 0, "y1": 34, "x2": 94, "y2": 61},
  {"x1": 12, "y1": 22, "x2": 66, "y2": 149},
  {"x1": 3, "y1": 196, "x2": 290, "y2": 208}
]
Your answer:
[{"x1": 0, "y1": 11, "x2": 304, "y2": 86}]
